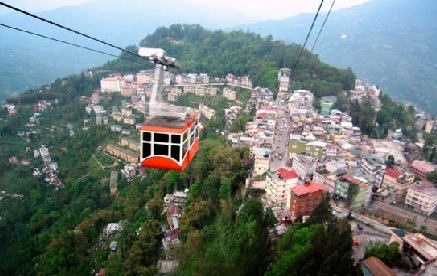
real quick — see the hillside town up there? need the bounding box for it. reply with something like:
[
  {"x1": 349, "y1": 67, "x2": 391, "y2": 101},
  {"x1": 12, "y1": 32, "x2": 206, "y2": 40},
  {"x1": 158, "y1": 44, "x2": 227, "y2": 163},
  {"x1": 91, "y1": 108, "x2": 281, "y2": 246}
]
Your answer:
[{"x1": 3, "y1": 66, "x2": 437, "y2": 275}]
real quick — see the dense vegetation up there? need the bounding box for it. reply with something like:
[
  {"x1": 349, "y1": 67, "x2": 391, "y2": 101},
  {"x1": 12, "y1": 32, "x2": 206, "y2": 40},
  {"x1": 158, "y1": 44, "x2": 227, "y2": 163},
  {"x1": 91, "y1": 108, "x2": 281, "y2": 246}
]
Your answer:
[
  {"x1": 104, "y1": 24, "x2": 356, "y2": 98},
  {"x1": 0, "y1": 24, "x2": 403, "y2": 275}
]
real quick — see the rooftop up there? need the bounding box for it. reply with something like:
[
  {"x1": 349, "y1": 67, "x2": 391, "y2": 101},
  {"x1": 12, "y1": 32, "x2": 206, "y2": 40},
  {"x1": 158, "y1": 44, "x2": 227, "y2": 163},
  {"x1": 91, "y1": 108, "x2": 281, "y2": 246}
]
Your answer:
[
  {"x1": 404, "y1": 233, "x2": 437, "y2": 261},
  {"x1": 290, "y1": 181, "x2": 326, "y2": 197},
  {"x1": 385, "y1": 168, "x2": 402, "y2": 179},
  {"x1": 362, "y1": 256, "x2": 396, "y2": 276},
  {"x1": 277, "y1": 168, "x2": 298, "y2": 180},
  {"x1": 409, "y1": 182, "x2": 437, "y2": 197}
]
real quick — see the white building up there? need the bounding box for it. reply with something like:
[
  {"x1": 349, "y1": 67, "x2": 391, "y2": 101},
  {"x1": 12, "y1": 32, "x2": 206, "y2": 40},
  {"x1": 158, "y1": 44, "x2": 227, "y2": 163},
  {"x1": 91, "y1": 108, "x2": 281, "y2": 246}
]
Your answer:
[
  {"x1": 252, "y1": 147, "x2": 271, "y2": 177},
  {"x1": 405, "y1": 181, "x2": 437, "y2": 216},
  {"x1": 100, "y1": 76, "x2": 125, "y2": 93},
  {"x1": 265, "y1": 168, "x2": 299, "y2": 206}
]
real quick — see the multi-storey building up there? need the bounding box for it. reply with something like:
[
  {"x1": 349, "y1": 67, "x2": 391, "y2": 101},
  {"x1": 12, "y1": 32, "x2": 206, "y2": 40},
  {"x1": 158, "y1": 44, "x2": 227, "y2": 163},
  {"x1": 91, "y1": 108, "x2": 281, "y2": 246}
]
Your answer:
[
  {"x1": 287, "y1": 179, "x2": 327, "y2": 221},
  {"x1": 320, "y1": 96, "x2": 337, "y2": 116},
  {"x1": 223, "y1": 87, "x2": 237, "y2": 101},
  {"x1": 100, "y1": 76, "x2": 124, "y2": 93},
  {"x1": 265, "y1": 168, "x2": 299, "y2": 207},
  {"x1": 360, "y1": 155, "x2": 386, "y2": 188},
  {"x1": 291, "y1": 155, "x2": 318, "y2": 179},
  {"x1": 106, "y1": 144, "x2": 138, "y2": 163},
  {"x1": 288, "y1": 138, "x2": 326, "y2": 161},
  {"x1": 278, "y1": 68, "x2": 291, "y2": 92},
  {"x1": 405, "y1": 181, "x2": 437, "y2": 216},
  {"x1": 409, "y1": 160, "x2": 437, "y2": 180},
  {"x1": 335, "y1": 174, "x2": 372, "y2": 210},
  {"x1": 252, "y1": 147, "x2": 271, "y2": 177},
  {"x1": 198, "y1": 104, "x2": 216, "y2": 119},
  {"x1": 381, "y1": 168, "x2": 414, "y2": 202}
]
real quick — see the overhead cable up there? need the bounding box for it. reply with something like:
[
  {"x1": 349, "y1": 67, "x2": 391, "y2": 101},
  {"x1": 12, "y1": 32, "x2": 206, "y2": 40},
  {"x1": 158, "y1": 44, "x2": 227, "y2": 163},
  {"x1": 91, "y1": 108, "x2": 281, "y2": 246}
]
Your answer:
[
  {"x1": 0, "y1": 23, "x2": 147, "y2": 65},
  {"x1": 311, "y1": 0, "x2": 336, "y2": 52},
  {"x1": 292, "y1": 0, "x2": 325, "y2": 74},
  {"x1": 0, "y1": 1, "x2": 146, "y2": 60}
]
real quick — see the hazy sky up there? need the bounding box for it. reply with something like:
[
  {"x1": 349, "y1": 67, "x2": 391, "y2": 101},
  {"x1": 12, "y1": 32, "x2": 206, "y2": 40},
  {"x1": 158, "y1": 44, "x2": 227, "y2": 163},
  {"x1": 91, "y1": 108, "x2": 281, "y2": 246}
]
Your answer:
[{"x1": 1, "y1": 0, "x2": 370, "y2": 20}]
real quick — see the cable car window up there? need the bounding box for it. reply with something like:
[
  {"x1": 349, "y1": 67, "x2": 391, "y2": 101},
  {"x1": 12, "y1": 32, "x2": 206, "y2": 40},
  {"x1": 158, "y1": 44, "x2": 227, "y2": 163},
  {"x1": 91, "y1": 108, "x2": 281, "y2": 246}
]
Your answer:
[
  {"x1": 154, "y1": 143, "x2": 169, "y2": 156},
  {"x1": 190, "y1": 123, "x2": 195, "y2": 133},
  {"x1": 171, "y1": 134, "x2": 181, "y2": 144},
  {"x1": 190, "y1": 131, "x2": 195, "y2": 146},
  {"x1": 143, "y1": 132, "x2": 151, "y2": 142},
  {"x1": 194, "y1": 127, "x2": 199, "y2": 138},
  {"x1": 142, "y1": 142, "x2": 151, "y2": 158},
  {"x1": 183, "y1": 131, "x2": 188, "y2": 142},
  {"x1": 154, "y1": 133, "x2": 169, "y2": 143},
  {"x1": 182, "y1": 141, "x2": 188, "y2": 157},
  {"x1": 171, "y1": 145, "x2": 180, "y2": 162}
]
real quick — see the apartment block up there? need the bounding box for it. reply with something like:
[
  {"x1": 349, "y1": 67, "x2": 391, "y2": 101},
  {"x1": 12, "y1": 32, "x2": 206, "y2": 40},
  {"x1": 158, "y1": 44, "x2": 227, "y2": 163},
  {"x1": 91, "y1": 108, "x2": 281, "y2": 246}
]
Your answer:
[
  {"x1": 405, "y1": 181, "x2": 437, "y2": 216},
  {"x1": 265, "y1": 168, "x2": 299, "y2": 207},
  {"x1": 288, "y1": 180, "x2": 326, "y2": 221}
]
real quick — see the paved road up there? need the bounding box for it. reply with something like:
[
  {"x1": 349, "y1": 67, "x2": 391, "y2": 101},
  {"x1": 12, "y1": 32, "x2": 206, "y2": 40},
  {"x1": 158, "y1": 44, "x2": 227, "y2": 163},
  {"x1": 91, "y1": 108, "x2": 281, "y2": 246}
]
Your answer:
[{"x1": 270, "y1": 97, "x2": 289, "y2": 171}]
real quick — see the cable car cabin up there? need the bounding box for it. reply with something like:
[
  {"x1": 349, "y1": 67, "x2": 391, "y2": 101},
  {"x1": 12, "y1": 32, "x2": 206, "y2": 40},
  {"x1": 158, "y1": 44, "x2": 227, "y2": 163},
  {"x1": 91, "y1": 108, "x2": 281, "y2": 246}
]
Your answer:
[{"x1": 140, "y1": 113, "x2": 200, "y2": 171}]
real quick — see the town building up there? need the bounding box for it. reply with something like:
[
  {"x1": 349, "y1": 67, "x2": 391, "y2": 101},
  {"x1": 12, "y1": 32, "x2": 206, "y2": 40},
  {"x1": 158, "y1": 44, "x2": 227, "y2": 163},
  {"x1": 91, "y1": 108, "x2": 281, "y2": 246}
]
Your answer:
[
  {"x1": 405, "y1": 181, "x2": 437, "y2": 216},
  {"x1": 100, "y1": 76, "x2": 124, "y2": 93},
  {"x1": 409, "y1": 160, "x2": 437, "y2": 180},
  {"x1": 401, "y1": 232, "x2": 437, "y2": 270},
  {"x1": 319, "y1": 96, "x2": 337, "y2": 116},
  {"x1": 287, "y1": 179, "x2": 327, "y2": 221},
  {"x1": 360, "y1": 256, "x2": 396, "y2": 276},
  {"x1": 288, "y1": 137, "x2": 326, "y2": 161},
  {"x1": 265, "y1": 168, "x2": 299, "y2": 207},
  {"x1": 198, "y1": 104, "x2": 216, "y2": 119},
  {"x1": 278, "y1": 68, "x2": 291, "y2": 92},
  {"x1": 360, "y1": 155, "x2": 386, "y2": 188},
  {"x1": 380, "y1": 168, "x2": 414, "y2": 202},
  {"x1": 106, "y1": 144, "x2": 138, "y2": 163},
  {"x1": 252, "y1": 147, "x2": 271, "y2": 177},
  {"x1": 223, "y1": 87, "x2": 237, "y2": 101},
  {"x1": 334, "y1": 174, "x2": 372, "y2": 210},
  {"x1": 291, "y1": 155, "x2": 318, "y2": 179}
]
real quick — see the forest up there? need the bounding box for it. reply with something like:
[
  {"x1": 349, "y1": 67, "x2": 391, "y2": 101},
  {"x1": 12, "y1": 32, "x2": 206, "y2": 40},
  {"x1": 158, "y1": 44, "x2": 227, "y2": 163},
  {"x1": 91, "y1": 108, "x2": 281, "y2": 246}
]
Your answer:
[{"x1": 0, "y1": 24, "x2": 426, "y2": 275}]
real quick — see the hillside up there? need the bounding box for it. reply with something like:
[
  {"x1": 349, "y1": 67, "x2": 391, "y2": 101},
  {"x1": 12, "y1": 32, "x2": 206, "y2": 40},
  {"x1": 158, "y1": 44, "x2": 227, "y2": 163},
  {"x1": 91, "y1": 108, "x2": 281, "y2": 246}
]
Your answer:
[
  {"x1": 235, "y1": 0, "x2": 437, "y2": 114},
  {"x1": 0, "y1": 25, "x2": 359, "y2": 275}
]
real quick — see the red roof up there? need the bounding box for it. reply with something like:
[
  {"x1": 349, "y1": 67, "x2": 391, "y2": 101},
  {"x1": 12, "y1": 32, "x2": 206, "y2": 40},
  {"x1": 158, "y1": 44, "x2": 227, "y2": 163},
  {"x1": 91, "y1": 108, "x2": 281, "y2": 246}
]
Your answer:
[
  {"x1": 385, "y1": 168, "x2": 402, "y2": 179},
  {"x1": 290, "y1": 182, "x2": 326, "y2": 196},
  {"x1": 277, "y1": 168, "x2": 298, "y2": 180}
]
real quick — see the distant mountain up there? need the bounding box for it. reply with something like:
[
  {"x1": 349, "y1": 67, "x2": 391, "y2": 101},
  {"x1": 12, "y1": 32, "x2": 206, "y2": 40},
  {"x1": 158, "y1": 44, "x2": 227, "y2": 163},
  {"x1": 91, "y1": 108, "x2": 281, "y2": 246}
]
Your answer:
[
  {"x1": 234, "y1": 0, "x2": 437, "y2": 114},
  {"x1": 0, "y1": 0, "x2": 253, "y2": 101}
]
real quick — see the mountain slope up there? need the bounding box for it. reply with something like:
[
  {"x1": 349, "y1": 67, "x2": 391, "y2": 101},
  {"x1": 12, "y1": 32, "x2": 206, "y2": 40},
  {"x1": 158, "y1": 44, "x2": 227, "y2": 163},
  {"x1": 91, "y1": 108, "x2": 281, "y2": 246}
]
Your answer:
[{"x1": 235, "y1": 0, "x2": 437, "y2": 114}]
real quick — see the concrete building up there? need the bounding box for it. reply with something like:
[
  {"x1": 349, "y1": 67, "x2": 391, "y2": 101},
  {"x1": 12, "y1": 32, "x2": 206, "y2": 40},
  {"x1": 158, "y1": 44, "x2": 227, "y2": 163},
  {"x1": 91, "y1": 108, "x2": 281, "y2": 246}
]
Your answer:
[
  {"x1": 360, "y1": 155, "x2": 386, "y2": 188},
  {"x1": 252, "y1": 147, "x2": 271, "y2": 177},
  {"x1": 265, "y1": 168, "x2": 299, "y2": 207},
  {"x1": 320, "y1": 96, "x2": 337, "y2": 116},
  {"x1": 278, "y1": 68, "x2": 291, "y2": 92},
  {"x1": 291, "y1": 155, "x2": 318, "y2": 179},
  {"x1": 405, "y1": 181, "x2": 437, "y2": 216},
  {"x1": 198, "y1": 104, "x2": 216, "y2": 119},
  {"x1": 360, "y1": 256, "x2": 396, "y2": 276},
  {"x1": 401, "y1": 232, "x2": 437, "y2": 270},
  {"x1": 334, "y1": 174, "x2": 372, "y2": 210},
  {"x1": 100, "y1": 76, "x2": 124, "y2": 93},
  {"x1": 288, "y1": 136, "x2": 326, "y2": 160},
  {"x1": 381, "y1": 168, "x2": 414, "y2": 202},
  {"x1": 409, "y1": 160, "x2": 437, "y2": 180},
  {"x1": 223, "y1": 87, "x2": 237, "y2": 101},
  {"x1": 287, "y1": 180, "x2": 327, "y2": 221}
]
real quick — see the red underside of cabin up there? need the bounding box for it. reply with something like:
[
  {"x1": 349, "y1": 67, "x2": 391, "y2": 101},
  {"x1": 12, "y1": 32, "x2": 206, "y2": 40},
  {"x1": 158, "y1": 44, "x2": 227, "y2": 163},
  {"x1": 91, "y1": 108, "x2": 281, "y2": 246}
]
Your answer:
[{"x1": 141, "y1": 138, "x2": 199, "y2": 171}]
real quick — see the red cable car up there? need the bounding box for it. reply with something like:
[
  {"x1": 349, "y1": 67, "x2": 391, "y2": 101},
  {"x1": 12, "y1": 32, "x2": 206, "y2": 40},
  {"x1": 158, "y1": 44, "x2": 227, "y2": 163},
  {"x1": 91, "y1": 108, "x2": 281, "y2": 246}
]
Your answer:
[
  {"x1": 140, "y1": 113, "x2": 200, "y2": 170},
  {"x1": 138, "y1": 47, "x2": 200, "y2": 170}
]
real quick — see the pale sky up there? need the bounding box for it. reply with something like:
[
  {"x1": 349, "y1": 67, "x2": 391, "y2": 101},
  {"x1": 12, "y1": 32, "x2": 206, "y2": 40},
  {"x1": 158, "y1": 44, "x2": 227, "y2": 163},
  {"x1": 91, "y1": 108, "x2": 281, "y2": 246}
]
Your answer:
[{"x1": 1, "y1": 0, "x2": 370, "y2": 20}]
